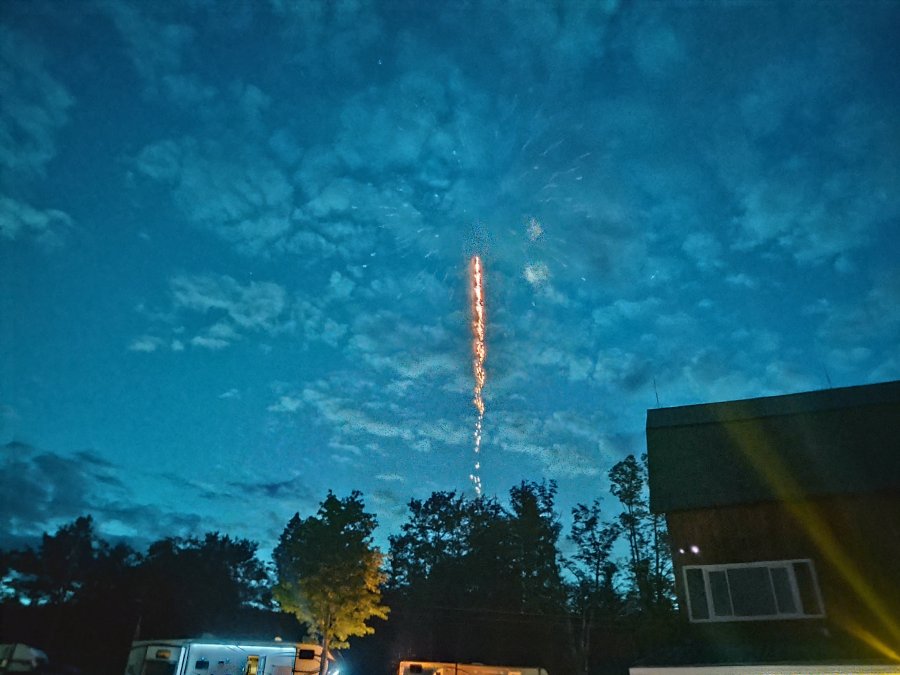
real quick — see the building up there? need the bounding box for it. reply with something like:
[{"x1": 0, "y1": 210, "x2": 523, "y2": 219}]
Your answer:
[{"x1": 640, "y1": 380, "x2": 900, "y2": 672}]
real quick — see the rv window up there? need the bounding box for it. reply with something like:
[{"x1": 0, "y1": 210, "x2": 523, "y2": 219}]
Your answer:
[
  {"x1": 793, "y1": 561, "x2": 823, "y2": 615},
  {"x1": 409, "y1": 666, "x2": 423, "y2": 674},
  {"x1": 770, "y1": 565, "x2": 797, "y2": 614},
  {"x1": 296, "y1": 650, "x2": 315, "y2": 661},
  {"x1": 727, "y1": 566, "x2": 776, "y2": 616},
  {"x1": 683, "y1": 559, "x2": 825, "y2": 622},
  {"x1": 144, "y1": 662, "x2": 177, "y2": 675},
  {"x1": 684, "y1": 567, "x2": 709, "y2": 620},
  {"x1": 195, "y1": 660, "x2": 210, "y2": 670},
  {"x1": 708, "y1": 570, "x2": 732, "y2": 617}
]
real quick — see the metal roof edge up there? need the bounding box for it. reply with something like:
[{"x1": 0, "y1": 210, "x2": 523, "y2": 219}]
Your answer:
[{"x1": 646, "y1": 380, "x2": 900, "y2": 430}]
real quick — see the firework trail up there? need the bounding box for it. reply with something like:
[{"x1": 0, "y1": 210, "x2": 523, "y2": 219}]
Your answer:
[{"x1": 469, "y1": 255, "x2": 487, "y2": 496}]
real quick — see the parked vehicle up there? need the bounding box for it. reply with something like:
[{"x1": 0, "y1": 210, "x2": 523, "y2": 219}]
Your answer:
[
  {"x1": 0, "y1": 645, "x2": 49, "y2": 674},
  {"x1": 124, "y1": 640, "x2": 325, "y2": 675},
  {"x1": 398, "y1": 661, "x2": 549, "y2": 675}
]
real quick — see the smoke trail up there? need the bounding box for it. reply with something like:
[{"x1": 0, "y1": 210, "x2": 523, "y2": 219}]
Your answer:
[{"x1": 469, "y1": 255, "x2": 487, "y2": 496}]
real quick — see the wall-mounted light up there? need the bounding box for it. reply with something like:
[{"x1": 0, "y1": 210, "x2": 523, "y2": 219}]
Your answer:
[{"x1": 690, "y1": 545, "x2": 700, "y2": 554}]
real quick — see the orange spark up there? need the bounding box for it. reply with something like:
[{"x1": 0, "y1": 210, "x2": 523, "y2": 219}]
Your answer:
[{"x1": 470, "y1": 255, "x2": 487, "y2": 496}]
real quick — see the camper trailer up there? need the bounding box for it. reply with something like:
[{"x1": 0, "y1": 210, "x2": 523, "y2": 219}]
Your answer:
[
  {"x1": 0, "y1": 645, "x2": 49, "y2": 674},
  {"x1": 124, "y1": 640, "x2": 324, "y2": 675},
  {"x1": 398, "y1": 662, "x2": 549, "y2": 675}
]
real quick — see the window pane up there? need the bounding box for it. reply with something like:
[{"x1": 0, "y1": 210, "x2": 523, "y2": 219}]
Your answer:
[
  {"x1": 793, "y1": 561, "x2": 823, "y2": 615},
  {"x1": 727, "y1": 566, "x2": 777, "y2": 616},
  {"x1": 685, "y1": 567, "x2": 710, "y2": 620},
  {"x1": 770, "y1": 566, "x2": 797, "y2": 614},
  {"x1": 144, "y1": 663, "x2": 177, "y2": 675},
  {"x1": 708, "y1": 570, "x2": 733, "y2": 617}
]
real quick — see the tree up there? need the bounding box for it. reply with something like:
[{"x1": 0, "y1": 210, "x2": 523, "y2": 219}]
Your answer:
[
  {"x1": 135, "y1": 532, "x2": 271, "y2": 637},
  {"x1": 273, "y1": 491, "x2": 388, "y2": 675},
  {"x1": 2, "y1": 515, "x2": 138, "y2": 605},
  {"x1": 567, "y1": 499, "x2": 621, "y2": 675},
  {"x1": 608, "y1": 454, "x2": 674, "y2": 612},
  {"x1": 388, "y1": 491, "x2": 471, "y2": 594},
  {"x1": 507, "y1": 480, "x2": 566, "y2": 613},
  {"x1": 386, "y1": 484, "x2": 568, "y2": 670}
]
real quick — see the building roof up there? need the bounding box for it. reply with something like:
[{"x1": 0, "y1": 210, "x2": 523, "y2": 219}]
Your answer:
[{"x1": 646, "y1": 380, "x2": 900, "y2": 513}]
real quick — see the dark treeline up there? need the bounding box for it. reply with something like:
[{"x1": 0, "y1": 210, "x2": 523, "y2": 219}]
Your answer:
[{"x1": 1, "y1": 454, "x2": 681, "y2": 675}]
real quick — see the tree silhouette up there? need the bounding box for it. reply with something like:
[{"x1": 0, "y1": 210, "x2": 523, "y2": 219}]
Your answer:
[
  {"x1": 135, "y1": 532, "x2": 271, "y2": 637},
  {"x1": 567, "y1": 499, "x2": 621, "y2": 675},
  {"x1": 2, "y1": 515, "x2": 135, "y2": 605},
  {"x1": 608, "y1": 454, "x2": 674, "y2": 612}
]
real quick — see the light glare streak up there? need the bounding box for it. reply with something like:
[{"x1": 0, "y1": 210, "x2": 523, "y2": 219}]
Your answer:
[{"x1": 469, "y1": 255, "x2": 487, "y2": 496}]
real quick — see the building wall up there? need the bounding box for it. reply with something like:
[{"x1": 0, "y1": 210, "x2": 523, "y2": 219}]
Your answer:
[{"x1": 666, "y1": 491, "x2": 900, "y2": 649}]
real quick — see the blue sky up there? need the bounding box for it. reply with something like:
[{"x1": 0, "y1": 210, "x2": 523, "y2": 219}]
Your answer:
[{"x1": 2, "y1": 0, "x2": 899, "y2": 554}]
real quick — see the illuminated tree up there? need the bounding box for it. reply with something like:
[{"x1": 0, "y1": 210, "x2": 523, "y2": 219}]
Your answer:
[{"x1": 273, "y1": 491, "x2": 388, "y2": 675}]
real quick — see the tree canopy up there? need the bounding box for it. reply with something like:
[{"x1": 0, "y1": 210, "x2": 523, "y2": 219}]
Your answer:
[
  {"x1": 273, "y1": 491, "x2": 389, "y2": 675},
  {"x1": 2, "y1": 458, "x2": 677, "y2": 675}
]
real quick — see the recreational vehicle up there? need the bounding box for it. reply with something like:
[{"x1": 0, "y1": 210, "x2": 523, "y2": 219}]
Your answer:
[
  {"x1": 398, "y1": 662, "x2": 549, "y2": 675},
  {"x1": 0, "y1": 645, "x2": 49, "y2": 674},
  {"x1": 124, "y1": 640, "x2": 324, "y2": 675}
]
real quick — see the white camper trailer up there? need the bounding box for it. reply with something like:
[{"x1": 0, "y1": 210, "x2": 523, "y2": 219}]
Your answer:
[
  {"x1": 0, "y1": 644, "x2": 50, "y2": 674},
  {"x1": 125, "y1": 640, "x2": 325, "y2": 675},
  {"x1": 398, "y1": 662, "x2": 549, "y2": 675}
]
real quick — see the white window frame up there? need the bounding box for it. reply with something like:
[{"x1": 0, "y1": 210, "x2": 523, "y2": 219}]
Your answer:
[{"x1": 683, "y1": 558, "x2": 825, "y2": 623}]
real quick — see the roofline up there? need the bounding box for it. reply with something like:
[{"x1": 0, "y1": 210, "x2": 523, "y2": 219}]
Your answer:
[
  {"x1": 130, "y1": 640, "x2": 319, "y2": 649},
  {"x1": 646, "y1": 379, "x2": 900, "y2": 429}
]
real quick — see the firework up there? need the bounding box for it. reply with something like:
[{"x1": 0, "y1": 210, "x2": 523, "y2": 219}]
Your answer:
[{"x1": 469, "y1": 255, "x2": 487, "y2": 496}]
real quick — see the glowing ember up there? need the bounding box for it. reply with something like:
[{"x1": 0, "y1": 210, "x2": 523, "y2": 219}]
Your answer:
[{"x1": 469, "y1": 255, "x2": 487, "y2": 496}]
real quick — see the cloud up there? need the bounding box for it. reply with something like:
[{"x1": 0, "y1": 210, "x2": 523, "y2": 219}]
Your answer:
[
  {"x1": 0, "y1": 196, "x2": 72, "y2": 249},
  {"x1": 136, "y1": 136, "x2": 296, "y2": 255},
  {"x1": 523, "y1": 262, "x2": 550, "y2": 287},
  {"x1": 0, "y1": 26, "x2": 74, "y2": 180},
  {"x1": 128, "y1": 335, "x2": 164, "y2": 352},
  {"x1": 189, "y1": 335, "x2": 229, "y2": 350},
  {"x1": 268, "y1": 395, "x2": 302, "y2": 413},
  {"x1": 98, "y1": 1, "x2": 195, "y2": 101},
  {"x1": 0, "y1": 28, "x2": 74, "y2": 248},
  {"x1": 171, "y1": 274, "x2": 288, "y2": 330},
  {"x1": 133, "y1": 273, "x2": 290, "y2": 352},
  {"x1": 375, "y1": 473, "x2": 405, "y2": 483},
  {"x1": 814, "y1": 270, "x2": 900, "y2": 375},
  {"x1": 0, "y1": 442, "x2": 201, "y2": 547},
  {"x1": 725, "y1": 273, "x2": 758, "y2": 290}
]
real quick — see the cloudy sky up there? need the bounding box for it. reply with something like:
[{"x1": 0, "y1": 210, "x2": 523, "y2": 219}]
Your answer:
[{"x1": 2, "y1": 0, "x2": 899, "y2": 553}]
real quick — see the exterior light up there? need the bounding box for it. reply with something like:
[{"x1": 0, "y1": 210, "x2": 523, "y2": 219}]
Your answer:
[{"x1": 690, "y1": 545, "x2": 700, "y2": 554}]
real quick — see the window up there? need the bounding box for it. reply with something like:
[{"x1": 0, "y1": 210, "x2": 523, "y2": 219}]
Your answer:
[{"x1": 683, "y1": 559, "x2": 824, "y2": 622}]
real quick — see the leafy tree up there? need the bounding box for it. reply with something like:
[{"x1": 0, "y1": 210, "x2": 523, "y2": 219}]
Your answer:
[{"x1": 273, "y1": 491, "x2": 388, "y2": 675}]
